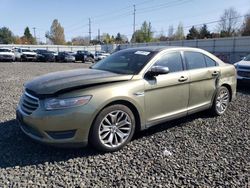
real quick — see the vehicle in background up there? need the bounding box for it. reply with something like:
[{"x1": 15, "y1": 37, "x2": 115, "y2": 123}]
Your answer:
[
  {"x1": 35, "y1": 49, "x2": 55, "y2": 62},
  {"x1": 234, "y1": 54, "x2": 250, "y2": 81},
  {"x1": 57, "y1": 52, "x2": 75, "y2": 62},
  {"x1": 49, "y1": 51, "x2": 58, "y2": 61},
  {"x1": 0, "y1": 48, "x2": 15, "y2": 62},
  {"x1": 14, "y1": 48, "x2": 37, "y2": 61},
  {"x1": 75, "y1": 50, "x2": 95, "y2": 63},
  {"x1": 94, "y1": 51, "x2": 110, "y2": 61}
]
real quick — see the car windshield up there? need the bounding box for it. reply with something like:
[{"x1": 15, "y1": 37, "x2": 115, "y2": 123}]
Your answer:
[
  {"x1": 37, "y1": 50, "x2": 48, "y2": 53},
  {"x1": 92, "y1": 49, "x2": 156, "y2": 74},
  {"x1": 0, "y1": 49, "x2": 11, "y2": 52},
  {"x1": 22, "y1": 49, "x2": 33, "y2": 52},
  {"x1": 244, "y1": 54, "x2": 250, "y2": 61}
]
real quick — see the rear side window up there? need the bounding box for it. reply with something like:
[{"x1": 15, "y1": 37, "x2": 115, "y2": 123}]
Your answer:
[
  {"x1": 184, "y1": 51, "x2": 206, "y2": 70},
  {"x1": 155, "y1": 52, "x2": 183, "y2": 73},
  {"x1": 204, "y1": 55, "x2": 217, "y2": 67}
]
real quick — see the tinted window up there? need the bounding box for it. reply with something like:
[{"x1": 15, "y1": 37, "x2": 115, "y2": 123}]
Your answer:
[
  {"x1": 204, "y1": 55, "x2": 217, "y2": 67},
  {"x1": 155, "y1": 52, "x2": 183, "y2": 73},
  {"x1": 185, "y1": 51, "x2": 206, "y2": 69}
]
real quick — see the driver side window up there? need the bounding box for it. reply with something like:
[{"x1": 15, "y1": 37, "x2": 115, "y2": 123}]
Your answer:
[{"x1": 155, "y1": 52, "x2": 183, "y2": 73}]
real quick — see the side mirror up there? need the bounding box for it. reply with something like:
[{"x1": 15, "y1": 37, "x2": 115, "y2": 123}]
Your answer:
[{"x1": 146, "y1": 66, "x2": 169, "y2": 77}]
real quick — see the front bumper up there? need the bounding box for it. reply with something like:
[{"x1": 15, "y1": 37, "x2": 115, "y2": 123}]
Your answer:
[
  {"x1": 0, "y1": 55, "x2": 15, "y2": 60},
  {"x1": 16, "y1": 104, "x2": 94, "y2": 147}
]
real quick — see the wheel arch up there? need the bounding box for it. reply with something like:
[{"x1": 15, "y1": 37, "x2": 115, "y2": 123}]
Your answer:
[
  {"x1": 221, "y1": 83, "x2": 232, "y2": 101},
  {"x1": 90, "y1": 99, "x2": 142, "y2": 136}
]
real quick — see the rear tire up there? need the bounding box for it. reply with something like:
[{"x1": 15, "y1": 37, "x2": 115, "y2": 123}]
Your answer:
[
  {"x1": 90, "y1": 104, "x2": 135, "y2": 152},
  {"x1": 210, "y1": 86, "x2": 230, "y2": 116}
]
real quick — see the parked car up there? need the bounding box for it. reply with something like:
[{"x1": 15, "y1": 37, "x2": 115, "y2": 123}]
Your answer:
[
  {"x1": 0, "y1": 48, "x2": 15, "y2": 61},
  {"x1": 75, "y1": 50, "x2": 94, "y2": 63},
  {"x1": 234, "y1": 54, "x2": 250, "y2": 81},
  {"x1": 14, "y1": 48, "x2": 37, "y2": 61},
  {"x1": 16, "y1": 47, "x2": 236, "y2": 152},
  {"x1": 94, "y1": 51, "x2": 110, "y2": 61},
  {"x1": 35, "y1": 49, "x2": 55, "y2": 62},
  {"x1": 57, "y1": 52, "x2": 75, "y2": 62}
]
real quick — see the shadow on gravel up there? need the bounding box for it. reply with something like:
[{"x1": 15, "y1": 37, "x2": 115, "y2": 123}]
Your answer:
[
  {"x1": 134, "y1": 110, "x2": 211, "y2": 140},
  {"x1": 0, "y1": 119, "x2": 98, "y2": 168},
  {"x1": 0, "y1": 112, "x2": 210, "y2": 168}
]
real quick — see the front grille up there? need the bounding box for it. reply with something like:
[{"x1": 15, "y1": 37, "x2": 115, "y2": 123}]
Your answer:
[
  {"x1": 26, "y1": 54, "x2": 35, "y2": 58},
  {"x1": 3, "y1": 55, "x2": 11, "y2": 58},
  {"x1": 237, "y1": 71, "x2": 250, "y2": 78},
  {"x1": 20, "y1": 91, "x2": 39, "y2": 115}
]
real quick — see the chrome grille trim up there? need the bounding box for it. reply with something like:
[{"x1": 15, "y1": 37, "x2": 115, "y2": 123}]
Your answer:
[{"x1": 20, "y1": 91, "x2": 39, "y2": 115}]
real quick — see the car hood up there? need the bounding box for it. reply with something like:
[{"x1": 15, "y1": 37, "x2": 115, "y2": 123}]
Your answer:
[
  {"x1": 25, "y1": 68, "x2": 133, "y2": 95},
  {"x1": 0, "y1": 52, "x2": 14, "y2": 56},
  {"x1": 23, "y1": 52, "x2": 36, "y2": 55},
  {"x1": 236, "y1": 60, "x2": 250, "y2": 67}
]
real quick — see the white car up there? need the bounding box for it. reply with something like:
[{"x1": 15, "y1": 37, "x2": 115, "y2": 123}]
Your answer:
[
  {"x1": 14, "y1": 48, "x2": 37, "y2": 61},
  {"x1": 94, "y1": 51, "x2": 110, "y2": 61},
  {"x1": 0, "y1": 48, "x2": 15, "y2": 61},
  {"x1": 234, "y1": 54, "x2": 250, "y2": 81}
]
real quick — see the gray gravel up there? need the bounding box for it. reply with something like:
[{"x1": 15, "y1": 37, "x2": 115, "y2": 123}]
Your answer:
[{"x1": 0, "y1": 62, "x2": 249, "y2": 187}]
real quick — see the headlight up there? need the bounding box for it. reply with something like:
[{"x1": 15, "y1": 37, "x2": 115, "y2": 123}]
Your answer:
[{"x1": 44, "y1": 96, "x2": 92, "y2": 110}]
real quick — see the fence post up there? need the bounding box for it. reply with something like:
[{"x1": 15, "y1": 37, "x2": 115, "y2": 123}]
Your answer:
[{"x1": 213, "y1": 39, "x2": 215, "y2": 53}]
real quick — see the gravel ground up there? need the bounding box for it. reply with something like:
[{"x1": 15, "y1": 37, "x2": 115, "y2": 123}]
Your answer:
[{"x1": 0, "y1": 62, "x2": 249, "y2": 187}]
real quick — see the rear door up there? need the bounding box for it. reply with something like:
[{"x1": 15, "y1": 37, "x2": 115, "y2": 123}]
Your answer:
[
  {"x1": 184, "y1": 51, "x2": 220, "y2": 114},
  {"x1": 144, "y1": 51, "x2": 189, "y2": 126}
]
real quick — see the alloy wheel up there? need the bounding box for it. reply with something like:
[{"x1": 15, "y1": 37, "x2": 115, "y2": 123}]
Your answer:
[
  {"x1": 98, "y1": 110, "x2": 132, "y2": 148},
  {"x1": 215, "y1": 88, "x2": 229, "y2": 114}
]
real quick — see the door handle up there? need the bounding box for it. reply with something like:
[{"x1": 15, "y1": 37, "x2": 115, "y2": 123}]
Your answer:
[
  {"x1": 212, "y1": 71, "x2": 219, "y2": 76},
  {"x1": 178, "y1": 76, "x2": 188, "y2": 82}
]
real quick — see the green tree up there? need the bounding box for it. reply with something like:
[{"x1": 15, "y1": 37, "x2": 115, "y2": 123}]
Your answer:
[
  {"x1": 174, "y1": 22, "x2": 185, "y2": 40},
  {"x1": 241, "y1": 13, "x2": 250, "y2": 36},
  {"x1": 186, "y1": 26, "x2": 200, "y2": 40},
  {"x1": 131, "y1": 30, "x2": 144, "y2": 43},
  {"x1": 131, "y1": 21, "x2": 153, "y2": 43},
  {"x1": 21, "y1": 27, "x2": 36, "y2": 44},
  {"x1": 115, "y1": 33, "x2": 122, "y2": 43},
  {"x1": 46, "y1": 19, "x2": 65, "y2": 45},
  {"x1": 0, "y1": 27, "x2": 15, "y2": 44},
  {"x1": 200, "y1": 24, "x2": 211, "y2": 39}
]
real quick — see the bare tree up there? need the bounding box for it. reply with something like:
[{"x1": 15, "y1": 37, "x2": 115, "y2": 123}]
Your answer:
[
  {"x1": 241, "y1": 12, "x2": 250, "y2": 36},
  {"x1": 46, "y1": 19, "x2": 65, "y2": 45},
  {"x1": 168, "y1": 25, "x2": 174, "y2": 38},
  {"x1": 217, "y1": 7, "x2": 241, "y2": 37}
]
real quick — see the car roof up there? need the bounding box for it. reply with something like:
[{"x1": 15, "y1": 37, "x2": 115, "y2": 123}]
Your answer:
[{"x1": 122, "y1": 46, "x2": 203, "y2": 52}]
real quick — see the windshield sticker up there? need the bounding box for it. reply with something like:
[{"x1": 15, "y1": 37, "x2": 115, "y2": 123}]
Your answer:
[{"x1": 134, "y1": 51, "x2": 151, "y2": 55}]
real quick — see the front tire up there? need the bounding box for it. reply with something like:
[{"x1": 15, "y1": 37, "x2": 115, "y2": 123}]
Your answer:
[
  {"x1": 90, "y1": 105, "x2": 135, "y2": 152},
  {"x1": 211, "y1": 86, "x2": 230, "y2": 116}
]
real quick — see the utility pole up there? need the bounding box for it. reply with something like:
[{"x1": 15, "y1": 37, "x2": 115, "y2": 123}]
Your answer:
[
  {"x1": 89, "y1": 18, "x2": 91, "y2": 44},
  {"x1": 133, "y1": 5, "x2": 136, "y2": 35},
  {"x1": 98, "y1": 29, "x2": 100, "y2": 43},
  {"x1": 32, "y1": 27, "x2": 37, "y2": 43}
]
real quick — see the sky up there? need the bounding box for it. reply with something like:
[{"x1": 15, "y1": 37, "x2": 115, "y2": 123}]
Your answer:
[{"x1": 1, "y1": 0, "x2": 250, "y2": 42}]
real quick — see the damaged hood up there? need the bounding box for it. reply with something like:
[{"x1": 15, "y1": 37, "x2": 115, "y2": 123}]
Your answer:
[{"x1": 25, "y1": 68, "x2": 133, "y2": 95}]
